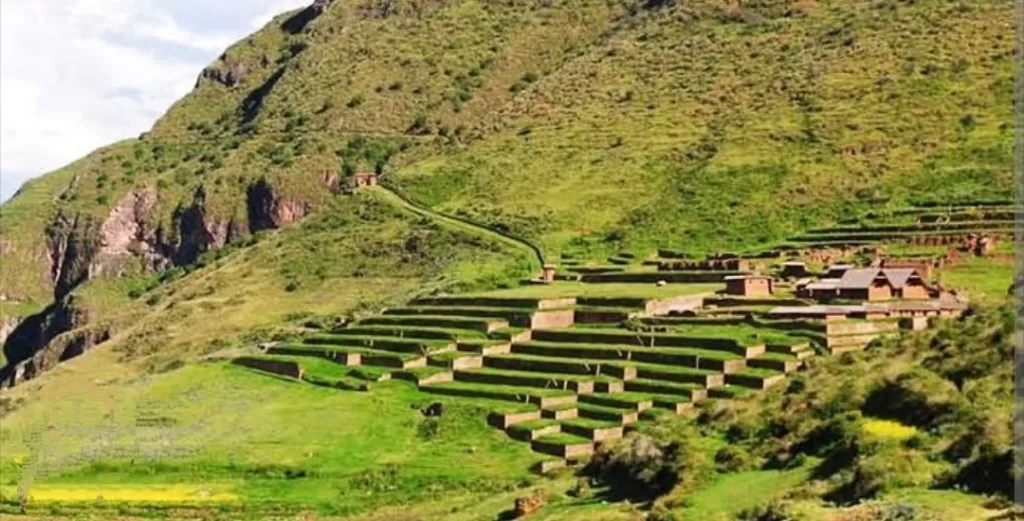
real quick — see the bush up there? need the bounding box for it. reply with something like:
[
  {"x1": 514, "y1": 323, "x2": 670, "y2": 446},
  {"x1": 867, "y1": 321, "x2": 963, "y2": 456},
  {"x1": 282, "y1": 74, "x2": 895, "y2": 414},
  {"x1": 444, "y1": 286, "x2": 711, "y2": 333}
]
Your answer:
[
  {"x1": 585, "y1": 427, "x2": 713, "y2": 501},
  {"x1": 736, "y1": 500, "x2": 804, "y2": 521},
  {"x1": 714, "y1": 444, "x2": 755, "y2": 472}
]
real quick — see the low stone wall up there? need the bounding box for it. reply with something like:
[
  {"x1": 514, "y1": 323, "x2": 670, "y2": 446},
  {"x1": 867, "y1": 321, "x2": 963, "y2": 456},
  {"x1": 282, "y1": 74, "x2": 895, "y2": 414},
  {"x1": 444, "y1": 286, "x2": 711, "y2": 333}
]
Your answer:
[
  {"x1": 594, "y1": 381, "x2": 625, "y2": 393},
  {"x1": 412, "y1": 296, "x2": 576, "y2": 310},
  {"x1": 645, "y1": 296, "x2": 705, "y2": 316},
  {"x1": 574, "y1": 309, "x2": 632, "y2": 324},
  {"x1": 581, "y1": 271, "x2": 743, "y2": 283},
  {"x1": 562, "y1": 423, "x2": 623, "y2": 442},
  {"x1": 579, "y1": 407, "x2": 636, "y2": 424},
  {"x1": 529, "y1": 310, "x2": 576, "y2": 329},
  {"x1": 508, "y1": 423, "x2": 562, "y2": 442},
  {"x1": 826, "y1": 333, "x2": 895, "y2": 349},
  {"x1": 748, "y1": 358, "x2": 801, "y2": 373},
  {"x1": 653, "y1": 400, "x2": 694, "y2": 414},
  {"x1": 487, "y1": 410, "x2": 541, "y2": 429},
  {"x1": 484, "y1": 355, "x2": 595, "y2": 376},
  {"x1": 900, "y1": 317, "x2": 931, "y2": 331},
  {"x1": 635, "y1": 367, "x2": 724, "y2": 387},
  {"x1": 581, "y1": 394, "x2": 652, "y2": 412},
  {"x1": 531, "y1": 439, "x2": 594, "y2": 459},
  {"x1": 536, "y1": 394, "x2": 577, "y2": 408},
  {"x1": 725, "y1": 372, "x2": 786, "y2": 390},
  {"x1": 530, "y1": 330, "x2": 748, "y2": 355},
  {"x1": 449, "y1": 356, "x2": 484, "y2": 370},
  {"x1": 543, "y1": 408, "x2": 578, "y2": 420},
  {"x1": 825, "y1": 320, "x2": 899, "y2": 336},
  {"x1": 232, "y1": 357, "x2": 303, "y2": 379}
]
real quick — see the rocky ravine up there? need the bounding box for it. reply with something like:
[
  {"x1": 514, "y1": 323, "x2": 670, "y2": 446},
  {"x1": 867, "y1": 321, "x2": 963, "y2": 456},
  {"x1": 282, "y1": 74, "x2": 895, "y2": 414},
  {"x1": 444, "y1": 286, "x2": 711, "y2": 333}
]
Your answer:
[{"x1": 0, "y1": 179, "x2": 315, "y2": 389}]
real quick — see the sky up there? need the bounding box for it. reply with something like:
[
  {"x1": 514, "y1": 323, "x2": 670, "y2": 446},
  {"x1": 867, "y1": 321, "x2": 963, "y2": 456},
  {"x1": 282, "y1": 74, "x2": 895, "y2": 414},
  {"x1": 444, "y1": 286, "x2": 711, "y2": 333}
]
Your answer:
[{"x1": 0, "y1": 0, "x2": 310, "y2": 203}]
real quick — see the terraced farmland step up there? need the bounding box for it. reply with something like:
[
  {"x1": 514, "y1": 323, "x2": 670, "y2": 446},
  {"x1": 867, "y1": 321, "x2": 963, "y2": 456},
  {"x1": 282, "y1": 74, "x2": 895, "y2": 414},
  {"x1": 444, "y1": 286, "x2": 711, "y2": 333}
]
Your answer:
[
  {"x1": 506, "y1": 419, "x2": 562, "y2": 441},
  {"x1": 581, "y1": 271, "x2": 743, "y2": 284},
  {"x1": 576, "y1": 403, "x2": 639, "y2": 425},
  {"x1": 806, "y1": 220, "x2": 1017, "y2": 234},
  {"x1": 456, "y1": 339, "x2": 512, "y2": 355},
  {"x1": 580, "y1": 391, "x2": 694, "y2": 414},
  {"x1": 267, "y1": 344, "x2": 427, "y2": 369},
  {"x1": 304, "y1": 334, "x2": 456, "y2": 355},
  {"x1": 708, "y1": 385, "x2": 755, "y2": 400},
  {"x1": 454, "y1": 367, "x2": 610, "y2": 394},
  {"x1": 329, "y1": 325, "x2": 486, "y2": 341},
  {"x1": 483, "y1": 353, "x2": 637, "y2": 380},
  {"x1": 724, "y1": 368, "x2": 787, "y2": 390},
  {"x1": 412, "y1": 296, "x2": 576, "y2": 310},
  {"x1": 628, "y1": 362, "x2": 725, "y2": 388},
  {"x1": 510, "y1": 341, "x2": 747, "y2": 373},
  {"x1": 531, "y1": 434, "x2": 595, "y2": 459},
  {"x1": 392, "y1": 367, "x2": 454, "y2": 385},
  {"x1": 747, "y1": 352, "x2": 804, "y2": 373},
  {"x1": 384, "y1": 306, "x2": 573, "y2": 328},
  {"x1": 574, "y1": 307, "x2": 638, "y2": 325},
  {"x1": 362, "y1": 315, "x2": 509, "y2": 333},
  {"x1": 428, "y1": 351, "x2": 484, "y2": 370},
  {"x1": 560, "y1": 418, "x2": 624, "y2": 442},
  {"x1": 624, "y1": 379, "x2": 708, "y2": 401},
  {"x1": 530, "y1": 329, "x2": 760, "y2": 357},
  {"x1": 420, "y1": 381, "x2": 577, "y2": 408}
]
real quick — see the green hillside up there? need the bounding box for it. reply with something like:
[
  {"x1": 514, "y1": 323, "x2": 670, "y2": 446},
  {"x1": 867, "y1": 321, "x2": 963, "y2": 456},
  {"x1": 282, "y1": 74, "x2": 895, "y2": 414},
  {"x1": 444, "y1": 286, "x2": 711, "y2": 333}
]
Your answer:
[{"x1": 0, "y1": 0, "x2": 1016, "y2": 519}]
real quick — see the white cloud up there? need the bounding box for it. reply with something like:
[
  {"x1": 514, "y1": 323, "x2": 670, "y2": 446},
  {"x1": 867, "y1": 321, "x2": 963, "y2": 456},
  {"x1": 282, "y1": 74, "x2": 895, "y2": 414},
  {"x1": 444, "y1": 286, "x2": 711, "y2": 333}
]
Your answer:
[{"x1": 0, "y1": 0, "x2": 309, "y2": 203}]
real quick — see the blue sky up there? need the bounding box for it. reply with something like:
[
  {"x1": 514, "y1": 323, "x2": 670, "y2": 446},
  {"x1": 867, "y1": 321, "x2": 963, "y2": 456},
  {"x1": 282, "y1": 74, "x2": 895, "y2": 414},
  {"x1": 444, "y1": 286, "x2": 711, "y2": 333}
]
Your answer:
[{"x1": 0, "y1": 0, "x2": 310, "y2": 203}]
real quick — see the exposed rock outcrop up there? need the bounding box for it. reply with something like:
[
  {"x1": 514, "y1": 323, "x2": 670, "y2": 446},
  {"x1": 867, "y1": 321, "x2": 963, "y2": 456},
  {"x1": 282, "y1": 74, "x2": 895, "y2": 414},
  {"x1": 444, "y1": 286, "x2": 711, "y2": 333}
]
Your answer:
[
  {"x1": 3, "y1": 178, "x2": 314, "y2": 389},
  {"x1": 246, "y1": 178, "x2": 311, "y2": 233},
  {"x1": 282, "y1": 0, "x2": 337, "y2": 33},
  {"x1": 197, "y1": 57, "x2": 251, "y2": 88},
  {"x1": 46, "y1": 211, "x2": 101, "y2": 300},
  {"x1": 92, "y1": 187, "x2": 172, "y2": 278},
  {"x1": 0, "y1": 294, "x2": 89, "y2": 385},
  {"x1": 0, "y1": 320, "x2": 112, "y2": 390}
]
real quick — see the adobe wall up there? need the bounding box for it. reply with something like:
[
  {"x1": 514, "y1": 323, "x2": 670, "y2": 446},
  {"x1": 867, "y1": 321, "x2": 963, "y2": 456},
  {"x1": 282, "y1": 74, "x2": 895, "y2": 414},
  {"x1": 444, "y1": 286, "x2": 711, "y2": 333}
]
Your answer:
[
  {"x1": 899, "y1": 285, "x2": 930, "y2": 300},
  {"x1": 529, "y1": 309, "x2": 577, "y2": 329},
  {"x1": 825, "y1": 320, "x2": 899, "y2": 336}
]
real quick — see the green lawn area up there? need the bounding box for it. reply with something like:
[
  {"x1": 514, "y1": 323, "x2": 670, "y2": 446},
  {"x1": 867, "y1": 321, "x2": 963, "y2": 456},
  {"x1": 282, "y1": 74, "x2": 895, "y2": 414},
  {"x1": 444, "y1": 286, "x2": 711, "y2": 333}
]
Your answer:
[
  {"x1": 937, "y1": 256, "x2": 1014, "y2": 302},
  {"x1": 467, "y1": 282, "x2": 721, "y2": 299},
  {"x1": 673, "y1": 463, "x2": 815, "y2": 521},
  {"x1": 0, "y1": 362, "x2": 541, "y2": 517}
]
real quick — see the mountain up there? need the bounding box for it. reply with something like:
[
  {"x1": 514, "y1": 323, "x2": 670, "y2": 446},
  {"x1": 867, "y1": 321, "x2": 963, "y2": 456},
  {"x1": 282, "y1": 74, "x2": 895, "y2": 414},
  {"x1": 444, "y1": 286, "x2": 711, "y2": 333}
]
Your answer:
[{"x1": 0, "y1": 0, "x2": 1015, "y2": 518}]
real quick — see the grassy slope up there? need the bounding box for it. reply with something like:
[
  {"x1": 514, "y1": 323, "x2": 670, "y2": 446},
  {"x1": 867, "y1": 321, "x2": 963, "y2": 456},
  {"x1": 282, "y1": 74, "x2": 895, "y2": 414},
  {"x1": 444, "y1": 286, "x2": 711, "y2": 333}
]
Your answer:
[
  {"x1": 0, "y1": 0, "x2": 1014, "y2": 306},
  {"x1": 391, "y1": 0, "x2": 1016, "y2": 255},
  {"x1": 0, "y1": 362, "x2": 541, "y2": 517},
  {"x1": 0, "y1": 0, "x2": 1016, "y2": 519}
]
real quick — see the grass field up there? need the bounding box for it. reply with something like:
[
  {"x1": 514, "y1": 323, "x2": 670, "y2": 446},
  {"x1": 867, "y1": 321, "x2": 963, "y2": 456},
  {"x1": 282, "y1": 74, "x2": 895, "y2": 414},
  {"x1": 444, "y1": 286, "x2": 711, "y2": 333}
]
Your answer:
[
  {"x1": 0, "y1": 362, "x2": 544, "y2": 517},
  {"x1": 936, "y1": 256, "x2": 1014, "y2": 302}
]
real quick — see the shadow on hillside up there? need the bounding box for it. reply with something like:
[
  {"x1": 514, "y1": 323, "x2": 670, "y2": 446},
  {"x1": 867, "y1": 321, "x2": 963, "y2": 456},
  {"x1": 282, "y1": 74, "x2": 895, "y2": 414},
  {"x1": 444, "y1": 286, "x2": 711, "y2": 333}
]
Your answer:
[{"x1": 239, "y1": 67, "x2": 287, "y2": 126}]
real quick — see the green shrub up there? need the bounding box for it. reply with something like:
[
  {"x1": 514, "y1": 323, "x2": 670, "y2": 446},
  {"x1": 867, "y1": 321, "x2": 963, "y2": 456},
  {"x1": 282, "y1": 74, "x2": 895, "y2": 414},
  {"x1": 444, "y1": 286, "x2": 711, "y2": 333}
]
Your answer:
[{"x1": 714, "y1": 444, "x2": 755, "y2": 472}]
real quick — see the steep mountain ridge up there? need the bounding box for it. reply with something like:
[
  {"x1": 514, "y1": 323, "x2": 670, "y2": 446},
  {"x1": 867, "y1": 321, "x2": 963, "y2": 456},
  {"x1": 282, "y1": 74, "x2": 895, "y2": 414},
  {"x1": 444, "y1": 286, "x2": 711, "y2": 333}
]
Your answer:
[{"x1": 0, "y1": 0, "x2": 1014, "y2": 386}]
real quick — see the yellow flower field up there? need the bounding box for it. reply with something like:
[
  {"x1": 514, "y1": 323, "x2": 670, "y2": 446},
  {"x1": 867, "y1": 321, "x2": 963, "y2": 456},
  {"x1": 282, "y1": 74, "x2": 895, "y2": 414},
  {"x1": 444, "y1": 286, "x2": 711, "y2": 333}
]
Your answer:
[
  {"x1": 861, "y1": 419, "x2": 920, "y2": 442},
  {"x1": 1, "y1": 484, "x2": 239, "y2": 504}
]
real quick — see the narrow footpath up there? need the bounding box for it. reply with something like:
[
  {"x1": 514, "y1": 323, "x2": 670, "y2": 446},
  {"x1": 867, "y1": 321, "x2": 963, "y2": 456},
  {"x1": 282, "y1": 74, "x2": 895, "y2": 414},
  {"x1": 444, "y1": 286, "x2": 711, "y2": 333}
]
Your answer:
[{"x1": 372, "y1": 185, "x2": 546, "y2": 271}]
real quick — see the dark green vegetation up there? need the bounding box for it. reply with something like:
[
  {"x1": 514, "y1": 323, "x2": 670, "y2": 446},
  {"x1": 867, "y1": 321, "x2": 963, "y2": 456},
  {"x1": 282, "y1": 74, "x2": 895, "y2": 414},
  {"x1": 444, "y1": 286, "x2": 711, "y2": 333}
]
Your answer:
[
  {"x1": 584, "y1": 303, "x2": 1014, "y2": 520},
  {"x1": 0, "y1": 0, "x2": 1016, "y2": 519}
]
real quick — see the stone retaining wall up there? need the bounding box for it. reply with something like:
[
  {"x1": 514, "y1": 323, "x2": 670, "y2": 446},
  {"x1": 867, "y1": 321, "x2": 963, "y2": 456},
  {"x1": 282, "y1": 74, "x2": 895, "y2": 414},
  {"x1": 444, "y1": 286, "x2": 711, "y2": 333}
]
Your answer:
[{"x1": 232, "y1": 357, "x2": 303, "y2": 379}]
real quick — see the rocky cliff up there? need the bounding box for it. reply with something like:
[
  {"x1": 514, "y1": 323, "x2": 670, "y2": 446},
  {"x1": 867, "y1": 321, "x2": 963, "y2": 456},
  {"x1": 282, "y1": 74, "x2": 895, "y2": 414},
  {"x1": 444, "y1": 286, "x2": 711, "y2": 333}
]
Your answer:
[{"x1": 0, "y1": 176, "x2": 314, "y2": 388}]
